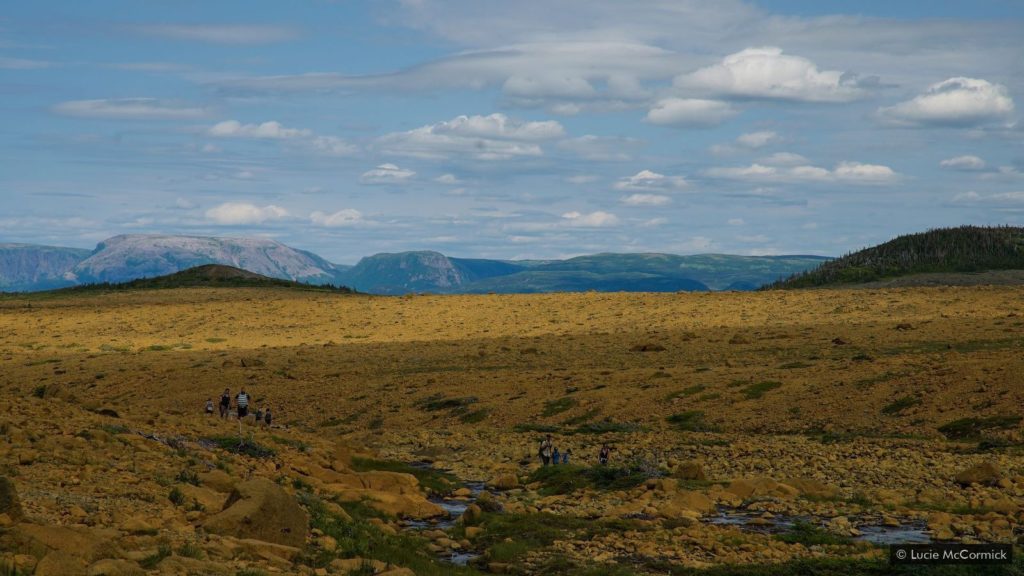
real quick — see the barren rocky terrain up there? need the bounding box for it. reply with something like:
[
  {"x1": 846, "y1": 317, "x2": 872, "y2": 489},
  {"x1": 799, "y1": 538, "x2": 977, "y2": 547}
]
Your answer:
[{"x1": 1, "y1": 286, "x2": 1023, "y2": 575}]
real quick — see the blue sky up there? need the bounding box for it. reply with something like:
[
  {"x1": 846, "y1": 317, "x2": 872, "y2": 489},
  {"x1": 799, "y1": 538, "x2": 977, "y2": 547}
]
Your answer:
[{"x1": 1, "y1": 1, "x2": 1022, "y2": 263}]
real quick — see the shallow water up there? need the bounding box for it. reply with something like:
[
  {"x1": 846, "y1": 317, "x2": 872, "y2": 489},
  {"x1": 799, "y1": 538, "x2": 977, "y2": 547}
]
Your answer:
[
  {"x1": 704, "y1": 506, "x2": 932, "y2": 545},
  {"x1": 401, "y1": 465, "x2": 486, "y2": 565}
]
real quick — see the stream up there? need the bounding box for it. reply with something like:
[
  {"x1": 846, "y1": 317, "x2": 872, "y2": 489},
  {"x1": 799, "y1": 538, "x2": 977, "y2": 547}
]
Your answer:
[
  {"x1": 704, "y1": 505, "x2": 932, "y2": 545},
  {"x1": 402, "y1": 463, "x2": 487, "y2": 566},
  {"x1": 400, "y1": 464, "x2": 933, "y2": 568}
]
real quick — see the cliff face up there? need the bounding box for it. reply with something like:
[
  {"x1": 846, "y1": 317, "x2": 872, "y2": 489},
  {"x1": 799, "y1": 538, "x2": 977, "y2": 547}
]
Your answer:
[{"x1": 0, "y1": 244, "x2": 91, "y2": 291}]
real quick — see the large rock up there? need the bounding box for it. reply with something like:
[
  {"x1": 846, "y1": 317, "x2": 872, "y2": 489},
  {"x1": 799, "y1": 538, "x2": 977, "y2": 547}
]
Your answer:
[
  {"x1": 786, "y1": 478, "x2": 841, "y2": 500},
  {"x1": 955, "y1": 462, "x2": 1002, "y2": 487},
  {"x1": 6, "y1": 524, "x2": 119, "y2": 562},
  {"x1": 486, "y1": 473, "x2": 520, "y2": 491},
  {"x1": 87, "y1": 558, "x2": 144, "y2": 576},
  {"x1": 34, "y1": 551, "x2": 87, "y2": 576},
  {"x1": 327, "y1": 488, "x2": 445, "y2": 519},
  {"x1": 658, "y1": 490, "x2": 715, "y2": 520},
  {"x1": 203, "y1": 479, "x2": 309, "y2": 548},
  {"x1": 0, "y1": 476, "x2": 23, "y2": 521},
  {"x1": 673, "y1": 462, "x2": 707, "y2": 482},
  {"x1": 726, "y1": 477, "x2": 799, "y2": 500}
]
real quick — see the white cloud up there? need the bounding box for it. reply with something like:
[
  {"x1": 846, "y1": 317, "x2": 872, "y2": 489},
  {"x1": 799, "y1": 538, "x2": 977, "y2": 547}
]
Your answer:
[
  {"x1": 360, "y1": 163, "x2": 416, "y2": 185},
  {"x1": 377, "y1": 113, "x2": 564, "y2": 160},
  {"x1": 952, "y1": 190, "x2": 1024, "y2": 206},
  {"x1": 134, "y1": 24, "x2": 299, "y2": 45},
  {"x1": 645, "y1": 98, "x2": 737, "y2": 127},
  {"x1": 205, "y1": 202, "x2": 288, "y2": 225},
  {"x1": 208, "y1": 120, "x2": 311, "y2": 139},
  {"x1": 558, "y1": 135, "x2": 642, "y2": 161},
  {"x1": 706, "y1": 161, "x2": 897, "y2": 183},
  {"x1": 939, "y1": 155, "x2": 987, "y2": 171},
  {"x1": 310, "y1": 209, "x2": 364, "y2": 227},
  {"x1": 53, "y1": 98, "x2": 209, "y2": 120},
  {"x1": 879, "y1": 77, "x2": 1014, "y2": 127},
  {"x1": 620, "y1": 193, "x2": 671, "y2": 206},
  {"x1": 566, "y1": 175, "x2": 600, "y2": 185},
  {"x1": 676, "y1": 47, "x2": 866, "y2": 102},
  {"x1": 561, "y1": 211, "x2": 619, "y2": 227},
  {"x1": 310, "y1": 136, "x2": 359, "y2": 156},
  {"x1": 0, "y1": 56, "x2": 51, "y2": 69},
  {"x1": 727, "y1": 218, "x2": 745, "y2": 226},
  {"x1": 759, "y1": 152, "x2": 809, "y2": 166},
  {"x1": 614, "y1": 169, "x2": 687, "y2": 191},
  {"x1": 207, "y1": 120, "x2": 356, "y2": 156},
  {"x1": 435, "y1": 174, "x2": 461, "y2": 185},
  {"x1": 833, "y1": 161, "x2": 896, "y2": 181},
  {"x1": 174, "y1": 197, "x2": 197, "y2": 210},
  {"x1": 736, "y1": 131, "x2": 778, "y2": 148}
]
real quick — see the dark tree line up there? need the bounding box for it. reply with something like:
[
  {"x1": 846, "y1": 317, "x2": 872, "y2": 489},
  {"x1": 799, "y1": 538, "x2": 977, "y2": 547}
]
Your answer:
[{"x1": 765, "y1": 226, "x2": 1024, "y2": 289}]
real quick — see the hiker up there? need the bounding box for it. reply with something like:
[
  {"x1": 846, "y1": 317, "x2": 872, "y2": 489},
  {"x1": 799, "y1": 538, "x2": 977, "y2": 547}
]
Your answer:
[
  {"x1": 219, "y1": 388, "x2": 231, "y2": 418},
  {"x1": 551, "y1": 447, "x2": 561, "y2": 465},
  {"x1": 205, "y1": 398, "x2": 214, "y2": 416},
  {"x1": 562, "y1": 448, "x2": 572, "y2": 465},
  {"x1": 598, "y1": 444, "x2": 612, "y2": 465},
  {"x1": 264, "y1": 407, "x2": 272, "y2": 428},
  {"x1": 254, "y1": 406, "x2": 264, "y2": 425},
  {"x1": 236, "y1": 388, "x2": 250, "y2": 419},
  {"x1": 538, "y1": 434, "x2": 553, "y2": 466}
]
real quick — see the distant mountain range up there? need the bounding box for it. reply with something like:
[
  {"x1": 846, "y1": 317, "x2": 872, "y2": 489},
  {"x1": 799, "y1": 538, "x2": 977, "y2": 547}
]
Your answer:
[
  {"x1": 0, "y1": 233, "x2": 829, "y2": 294},
  {"x1": 768, "y1": 226, "x2": 1024, "y2": 289}
]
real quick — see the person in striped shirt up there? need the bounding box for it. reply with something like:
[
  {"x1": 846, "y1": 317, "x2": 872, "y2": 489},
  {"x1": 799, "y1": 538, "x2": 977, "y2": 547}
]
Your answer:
[{"x1": 235, "y1": 389, "x2": 250, "y2": 419}]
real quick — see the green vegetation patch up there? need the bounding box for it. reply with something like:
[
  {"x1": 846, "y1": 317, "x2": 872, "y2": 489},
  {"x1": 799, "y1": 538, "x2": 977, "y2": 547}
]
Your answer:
[
  {"x1": 349, "y1": 457, "x2": 459, "y2": 494},
  {"x1": 415, "y1": 394, "x2": 479, "y2": 415},
  {"x1": 527, "y1": 464, "x2": 651, "y2": 496},
  {"x1": 741, "y1": 380, "x2": 782, "y2": 400},
  {"x1": 938, "y1": 415, "x2": 1022, "y2": 440},
  {"x1": 299, "y1": 492, "x2": 479, "y2": 575},
  {"x1": 881, "y1": 395, "x2": 921, "y2": 416},
  {"x1": 775, "y1": 521, "x2": 852, "y2": 546},
  {"x1": 206, "y1": 435, "x2": 276, "y2": 459},
  {"x1": 542, "y1": 396, "x2": 578, "y2": 417},
  {"x1": 666, "y1": 410, "x2": 717, "y2": 432},
  {"x1": 459, "y1": 408, "x2": 491, "y2": 424}
]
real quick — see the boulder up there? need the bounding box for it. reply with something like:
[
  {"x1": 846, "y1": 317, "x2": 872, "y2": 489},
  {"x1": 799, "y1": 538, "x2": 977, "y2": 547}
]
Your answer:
[
  {"x1": 486, "y1": 473, "x2": 520, "y2": 491},
  {"x1": 177, "y1": 484, "x2": 229, "y2": 512},
  {"x1": 34, "y1": 551, "x2": 87, "y2": 576},
  {"x1": 786, "y1": 478, "x2": 841, "y2": 500},
  {"x1": 202, "y1": 479, "x2": 309, "y2": 548},
  {"x1": 955, "y1": 462, "x2": 1002, "y2": 487},
  {"x1": 327, "y1": 488, "x2": 444, "y2": 519},
  {"x1": 87, "y1": 559, "x2": 145, "y2": 576},
  {"x1": 726, "y1": 477, "x2": 799, "y2": 500},
  {"x1": 198, "y1": 470, "x2": 237, "y2": 493},
  {"x1": 460, "y1": 504, "x2": 482, "y2": 526},
  {"x1": 0, "y1": 476, "x2": 23, "y2": 521},
  {"x1": 673, "y1": 462, "x2": 706, "y2": 482},
  {"x1": 7, "y1": 524, "x2": 119, "y2": 562}
]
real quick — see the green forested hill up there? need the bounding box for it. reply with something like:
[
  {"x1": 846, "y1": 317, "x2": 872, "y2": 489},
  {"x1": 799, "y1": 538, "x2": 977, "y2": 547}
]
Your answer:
[{"x1": 767, "y1": 226, "x2": 1024, "y2": 289}]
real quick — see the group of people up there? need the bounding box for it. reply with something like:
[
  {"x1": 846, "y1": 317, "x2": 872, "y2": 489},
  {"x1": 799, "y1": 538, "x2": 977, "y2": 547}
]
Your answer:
[
  {"x1": 538, "y1": 434, "x2": 614, "y2": 466},
  {"x1": 205, "y1": 388, "x2": 272, "y2": 427}
]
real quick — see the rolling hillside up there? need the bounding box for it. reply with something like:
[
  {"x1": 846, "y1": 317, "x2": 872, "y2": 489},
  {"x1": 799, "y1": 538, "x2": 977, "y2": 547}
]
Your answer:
[{"x1": 768, "y1": 226, "x2": 1024, "y2": 289}]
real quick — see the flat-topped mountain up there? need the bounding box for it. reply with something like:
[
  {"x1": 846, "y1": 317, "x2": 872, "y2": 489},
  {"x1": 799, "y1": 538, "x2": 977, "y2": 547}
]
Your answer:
[
  {"x1": 66, "y1": 234, "x2": 346, "y2": 287},
  {"x1": 1, "y1": 234, "x2": 827, "y2": 294},
  {"x1": 0, "y1": 243, "x2": 92, "y2": 292}
]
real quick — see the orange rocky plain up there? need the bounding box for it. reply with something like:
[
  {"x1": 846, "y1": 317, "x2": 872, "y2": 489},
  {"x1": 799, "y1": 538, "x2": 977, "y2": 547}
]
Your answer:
[{"x1": 0, "y1": 286, "x2": 1022, "y2": 574}]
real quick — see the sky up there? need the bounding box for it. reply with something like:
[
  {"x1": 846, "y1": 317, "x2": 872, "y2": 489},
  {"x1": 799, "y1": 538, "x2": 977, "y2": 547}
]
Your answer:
[{"x1": 1, "y1": 1, "x2": 1022, "y2": 263}]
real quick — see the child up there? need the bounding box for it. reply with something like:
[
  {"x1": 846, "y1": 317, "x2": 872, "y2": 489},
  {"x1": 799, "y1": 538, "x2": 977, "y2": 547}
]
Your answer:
[
  {"x1": 255, "y1": 406, "x2": 264, "y2": 424},
  {"x1": 205, "y1": 398, "x2": 214, "y2": 416},
  {"x1": 264, "y1": 407, "x2": 272, "y2": 427},
  {"x1": 552, "y1": 447, "x2": 561, "y2": 465},
  {"x1": 562, "y1": 448, "x2": 571, "y2": 465}
]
